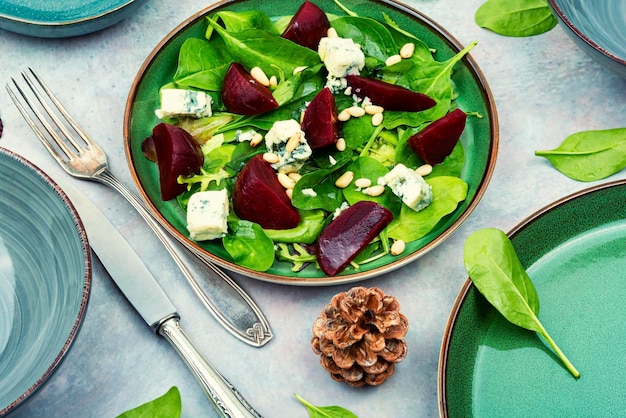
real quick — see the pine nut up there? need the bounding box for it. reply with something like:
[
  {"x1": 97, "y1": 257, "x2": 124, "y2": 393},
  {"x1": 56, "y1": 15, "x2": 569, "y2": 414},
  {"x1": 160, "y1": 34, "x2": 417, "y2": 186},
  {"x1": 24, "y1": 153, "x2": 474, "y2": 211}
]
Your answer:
[
  {"x1": 336, "y1": 137, "x2": 346, "y2": 151},
  {"x1": 364, "y1": 105, "x2": 384, "y2": 115},
  {"x1": 385, "y1": 54, "x2": 402, "y2": 67},
  {"x1": 263, "y1": 152, "x2": 280, "y2": 164},
  {"x1": 390, "y1": 239, "x2": 406, "y2": 256},
  {"x1": 363, "y1": 185, "x2": 385, "y2": 196},
  {"x1": 327, "y1": 27, "x2": 339, "y2": 38},
  {"x1": 288, "y1": 172, "x2": 302, "y2": 182},
  {"x1": 371, "y1": 112, "x2": 383, "y2": 127},
  {"x1": 335, "y1": 171, "x2": 354, "y2": 188},
  {"x1": 269, "y1": 75, "x2": 278, "y2": 87},
  {"x1": 293, "y1": 66, "x2": 308, "y2": 75},
  {"x1": 277, "y1": 173, "x2": 296, "y2": 189},
  {"x1": 250, "y1": 66, "x2": 270, "y2": 86},
  {"x1": 285, "y1": 131, "x2": 301, "y2": 153},
  {"x1": 286, "y1": 189, "x2": 293, "y2": 199},
  {"x1": 347, "y1": 106, "x2": 366, "y2": 118},
  {"x1": 354, "y1": 178, "x2": 371, "y2": 189},
  {"x1": 415, "y1": 164, "x2": 433, "y2": 177},
  {"x1": 338, "y1": 108, "x2": 351, "y2": 121},
  {"x1": 250, "y1": 133, "x2": 263, "y2": 147},
  {"x1": 400, "y1": 43, "x2": 415, "y2": 59}
]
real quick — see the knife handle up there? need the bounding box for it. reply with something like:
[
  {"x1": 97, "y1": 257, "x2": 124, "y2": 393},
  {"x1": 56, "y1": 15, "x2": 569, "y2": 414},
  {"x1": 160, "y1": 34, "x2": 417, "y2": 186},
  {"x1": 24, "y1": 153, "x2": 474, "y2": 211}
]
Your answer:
[{"x1": 158, "y1": 316, "x2": 263, "y2": 418}]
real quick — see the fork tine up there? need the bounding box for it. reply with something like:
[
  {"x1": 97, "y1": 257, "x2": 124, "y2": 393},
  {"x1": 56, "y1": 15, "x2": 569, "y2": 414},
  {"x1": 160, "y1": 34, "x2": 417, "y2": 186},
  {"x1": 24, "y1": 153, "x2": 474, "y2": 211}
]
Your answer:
[
  {"x1": 5, "y1": 78, "x2": 73, "y2": 164},
  {"x1": 25, "y1": 68, "x2": 100, "y2": 151}
]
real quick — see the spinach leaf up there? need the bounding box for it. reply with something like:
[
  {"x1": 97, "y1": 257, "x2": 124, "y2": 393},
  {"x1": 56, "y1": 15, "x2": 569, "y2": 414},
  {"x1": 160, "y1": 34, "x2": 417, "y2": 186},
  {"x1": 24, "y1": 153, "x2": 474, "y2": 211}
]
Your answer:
[
  {"x1": 223, "y1": 220, "x2": 275, "y2": 271},
  {"x1": 264, "y1": 210, "x2": 327, "y2": 244},
  {"x1": 291, "y1": 152, "x2": 352, "y2": 211},
  {"x1": 535, "y1": 127, "x2": 626, "y2": 181},
  {"x1": 464, "y1": 228, "x2": 580, "y2": 378},
  {"x1": 209, "y1": 10, "x2": 278, "y2": 34},
  {"x1": 294, "y1": 393, "x2": 358, "y2": 418},
  {"x1": 206, "y1": 18, "x2": 321, "y2": 78},
  {"x1": 475, "y1": 0, "x2": 557, "y2": 37},
  {"x1": 342, "y1": 156, "x2": 399, "y2": 211},
  {"x1": 332, "y1": 16, "x2": 399, "y2": 64},
  {"x1": 173, "y1": 38, "x2": 232, "y2": 91},
  {"x1": 387, "y1": 176, "x2": 468, "y2": 242},
  {"x1": 116, "y1": 386, "x2": 181, "y2": 418}
]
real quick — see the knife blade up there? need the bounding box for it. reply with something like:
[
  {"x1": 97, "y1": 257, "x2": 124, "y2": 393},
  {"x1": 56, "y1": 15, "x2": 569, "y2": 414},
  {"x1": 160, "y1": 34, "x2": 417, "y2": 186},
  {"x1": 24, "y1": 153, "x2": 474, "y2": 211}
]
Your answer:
[{"x1": 60, "y1": 180, "x2": 263, "y2": 418}]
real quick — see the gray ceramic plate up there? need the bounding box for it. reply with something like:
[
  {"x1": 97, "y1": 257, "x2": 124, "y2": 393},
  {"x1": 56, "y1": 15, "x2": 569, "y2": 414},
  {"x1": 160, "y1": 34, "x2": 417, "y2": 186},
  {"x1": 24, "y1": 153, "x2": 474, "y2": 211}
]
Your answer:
[
  {"x1": 0, "y1": 148, "x2": 91, "y2": 415},
  {"x1": 0, "y1": 0, "x2": 145, "y2": 38}
]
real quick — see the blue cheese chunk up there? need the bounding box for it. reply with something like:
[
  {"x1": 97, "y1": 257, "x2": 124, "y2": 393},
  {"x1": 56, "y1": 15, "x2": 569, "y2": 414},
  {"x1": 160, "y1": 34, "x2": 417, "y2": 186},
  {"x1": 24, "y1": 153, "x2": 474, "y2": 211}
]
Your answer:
[
  {"x1": 155, "y1": 89, "x2": 212, "y2": 119},
  {"x1": 186, "y1": 189, "x2": 229, "y2": 241},
  {"x1": 318, "y1": 37, "x2": 365, "y2": 93},
  {"x1": 265, "y1": 119, "x2": 312, "y2": 173},
  {"x1": 378, "y1": 164, "x2": 433, "y2": 212}
]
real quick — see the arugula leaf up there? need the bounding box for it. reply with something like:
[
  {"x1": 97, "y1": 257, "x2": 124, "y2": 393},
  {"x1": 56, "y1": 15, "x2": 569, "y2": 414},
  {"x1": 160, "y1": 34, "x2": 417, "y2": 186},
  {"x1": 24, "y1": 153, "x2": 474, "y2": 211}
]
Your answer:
[
  {"x1": 535, "y1": 127, "x2": 626, "y2": 181},
  {"x1": 464, "y1": 228, "x2": 580, "y2": 378},
  {"x1": 475, "y1": 0, "x2": 557, "y2": 37},
  {"x1": 223, "y1": 220, "x2": 275, "y2": 271},
  {"x1": 387, "y1": 176, "x2": 468, "y2": 242},
  {"x1": 294, "y1": 393, "x2": 358, "y2": 418},
  {"x1": 116, "y1": 386, "x2": 181, "y2": 418}
]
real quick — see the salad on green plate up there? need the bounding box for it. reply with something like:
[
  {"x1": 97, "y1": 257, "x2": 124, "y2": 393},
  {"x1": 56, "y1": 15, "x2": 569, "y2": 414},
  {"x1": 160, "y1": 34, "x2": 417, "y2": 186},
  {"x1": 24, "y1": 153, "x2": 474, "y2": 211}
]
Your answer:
[{"x1": 124, "y1": 0, "x2": 498, "y2": 284}]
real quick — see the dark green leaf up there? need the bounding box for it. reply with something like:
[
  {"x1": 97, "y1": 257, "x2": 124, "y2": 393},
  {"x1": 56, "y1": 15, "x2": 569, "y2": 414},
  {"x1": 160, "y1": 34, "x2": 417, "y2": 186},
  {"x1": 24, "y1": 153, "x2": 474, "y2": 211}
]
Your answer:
[
  {"x1": 535, "y1": 127, "x2": 626, "y2": 181},
  {"x1": 173, "y1": 38, "x2": 232, "y2": 91},
  {"x1": 464, "y1": 228, "x2": 580, "y2": 378},
  {"x1": 223, "y1": 220, "x2": 275, "y2": 271},
  {"x1": 475, "y1": 0, "x2": 557, "y2": 37},
  {"x1": 116, "y1": 387, "x2": 181, "y2": 418}
]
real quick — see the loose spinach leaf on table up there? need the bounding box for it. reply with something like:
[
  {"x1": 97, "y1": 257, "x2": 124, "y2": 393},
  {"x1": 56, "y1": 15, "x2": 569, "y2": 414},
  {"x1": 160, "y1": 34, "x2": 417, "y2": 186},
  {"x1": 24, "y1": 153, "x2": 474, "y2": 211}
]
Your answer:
[
  {"x1": 294, "y1": 393, "x2": 358, "y2": 418},
  {"x1": 464, "y1": 228, "x2": 580, "y2": 378},
  {"x1": 116, "y1": 386, "x2": 182, "y2": 418},
  {"x1": 475, "y1": 0, "x2": 557, "y2": 37},
  {"x1": 535, "y1": 127, "x2": 626, "y2": 181}
]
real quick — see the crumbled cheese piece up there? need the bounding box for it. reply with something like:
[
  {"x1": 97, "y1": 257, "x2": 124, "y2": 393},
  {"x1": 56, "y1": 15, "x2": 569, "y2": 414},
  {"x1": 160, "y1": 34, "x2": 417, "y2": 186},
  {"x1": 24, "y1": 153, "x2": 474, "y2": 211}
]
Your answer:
[
  {"x1": 264, "y1": 120, "x2": 312, "y2": 173},
  {"x1": 235, "y1": 129, "x2": 258, "y2": 142},
  {"x1": 301, "y1": 188, "x2": 317, "y2": 197},
  {"x1": 318, "y1": 37, "x2": 365, "y2": 93},
  {"x1": 186, "y1": 189, "x2": 229, "y2": 241},
  {"x1": 378, "y1": 164, "x2": 433, "y2": 212},
  {"x1": 155, "y1": 89, "x2": 212, "y2": 119},
  {"x1": 332, "y1": 201, "x2": 350, "y2": 219}
]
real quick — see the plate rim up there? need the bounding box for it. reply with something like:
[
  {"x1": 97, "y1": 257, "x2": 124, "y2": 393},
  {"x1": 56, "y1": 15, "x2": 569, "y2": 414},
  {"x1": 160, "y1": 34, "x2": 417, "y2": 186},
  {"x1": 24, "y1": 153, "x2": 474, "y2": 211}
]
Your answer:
[
  {"x1": 437, "y1": 178, "x2": 626, "y2": 417},
  {"x1": 123, "y1": 0, "x2": 499, "y2": 286},
  {"x1": 0, "y1": 147, "x2": 92, "y2": 415}
]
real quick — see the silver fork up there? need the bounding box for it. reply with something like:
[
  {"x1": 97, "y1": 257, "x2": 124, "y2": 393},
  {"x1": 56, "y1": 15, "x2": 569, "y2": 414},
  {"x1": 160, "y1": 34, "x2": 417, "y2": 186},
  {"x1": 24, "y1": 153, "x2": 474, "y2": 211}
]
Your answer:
[{"x1": 7, "y1": 68, "x2": 272, "y2": 347}]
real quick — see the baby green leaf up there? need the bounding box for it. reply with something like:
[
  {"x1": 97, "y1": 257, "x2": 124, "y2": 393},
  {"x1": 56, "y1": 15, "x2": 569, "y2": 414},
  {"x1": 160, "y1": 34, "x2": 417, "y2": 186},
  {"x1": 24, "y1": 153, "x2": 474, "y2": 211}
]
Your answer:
[
  {"x1": 535, "y1": 127, "x2": 626, "y2": 181},
  {"x1": 464, "y1": 228, "x2": 580, "y2": 378},
  {"x1": 294, "y1": 393, "x2": 358, "y2": 418},
  {"x1": 116, "y1": 386, "x2": 182, "y2": 418},
  {"x1": 475, "y1": 0, "x2": 557, "y2": 37},
  {"x1": 223, "y1": 220, "x2": 275, "y2": 271}
]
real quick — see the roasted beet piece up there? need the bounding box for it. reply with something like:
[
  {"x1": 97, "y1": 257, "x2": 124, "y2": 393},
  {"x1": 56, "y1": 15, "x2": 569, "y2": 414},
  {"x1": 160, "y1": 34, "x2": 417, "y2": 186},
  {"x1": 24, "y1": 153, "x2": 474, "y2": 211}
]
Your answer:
[
  {"x1": 232, "y1": 154, "x2": 301, "y2": 230},
  {"x1": 282, "y1": 1, "x2": 330, "y2": 50},
  {"x1": 408, "y1": 108, "x2": 467, "y2": 165},
  {"x1": 221, "y1": 63, "x2": 279, "y2": 115},
  {"x1": 317, "y1": 201, "x2": 393, "y2": 276},
  {"x1": 346, "y1": 74, "x2": 436, "y2": 112},
  {"x1": 301, "y1": 87, "x2": 340, "y2": 148},
  {"x1": 151, "y1": 123, "x2": 203, "y2": 201}
]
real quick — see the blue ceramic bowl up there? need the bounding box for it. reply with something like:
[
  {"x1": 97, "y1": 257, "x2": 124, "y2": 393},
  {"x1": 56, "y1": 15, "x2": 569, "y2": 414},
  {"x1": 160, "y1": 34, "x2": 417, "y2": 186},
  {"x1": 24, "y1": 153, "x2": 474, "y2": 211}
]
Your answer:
[
  {"x1": 0, "y1": 0, "x2": 146, "y2": 38},
  {"x1": 548, "y1": 0, "x2": 626, "y2": 77},
  {"x1": 0, "y1": 148, "x2": 91, "y2": 414}
]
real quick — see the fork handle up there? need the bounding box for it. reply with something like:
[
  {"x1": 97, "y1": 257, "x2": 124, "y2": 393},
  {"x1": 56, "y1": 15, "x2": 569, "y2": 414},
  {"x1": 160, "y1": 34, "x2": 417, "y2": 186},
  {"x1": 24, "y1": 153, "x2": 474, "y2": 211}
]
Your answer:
[
  {"x1": 159, "y1": 317, "x2": 263, "y2": 418},
  {"x1": 95, "y1": 169, "x2": 272, "y2": 347}
]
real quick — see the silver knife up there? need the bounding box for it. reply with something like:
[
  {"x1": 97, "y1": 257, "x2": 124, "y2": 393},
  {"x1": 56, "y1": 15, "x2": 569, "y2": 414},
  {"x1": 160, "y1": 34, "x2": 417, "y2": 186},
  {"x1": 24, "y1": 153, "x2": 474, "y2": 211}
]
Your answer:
[{"x1": 60, "y1": 180, "x2": 263, "y2": 418}]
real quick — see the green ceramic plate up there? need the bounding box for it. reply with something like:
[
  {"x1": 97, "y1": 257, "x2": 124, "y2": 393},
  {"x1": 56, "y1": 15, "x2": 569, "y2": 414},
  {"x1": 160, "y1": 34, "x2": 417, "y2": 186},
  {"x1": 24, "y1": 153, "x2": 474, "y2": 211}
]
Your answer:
[
  {"x1": 439, "y1": 179, "x2": 626, "y2": 417},
  {"x1": 124, "y1": 0, "x2": 498, "y2": 285}
]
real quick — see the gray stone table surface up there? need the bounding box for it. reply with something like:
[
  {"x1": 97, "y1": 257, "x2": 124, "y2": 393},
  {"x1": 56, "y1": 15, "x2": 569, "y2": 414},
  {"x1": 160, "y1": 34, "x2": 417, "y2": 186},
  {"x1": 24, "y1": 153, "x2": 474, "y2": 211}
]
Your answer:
[{"x1": 1, "y1": 0, "x2": 625, "y2": 417}]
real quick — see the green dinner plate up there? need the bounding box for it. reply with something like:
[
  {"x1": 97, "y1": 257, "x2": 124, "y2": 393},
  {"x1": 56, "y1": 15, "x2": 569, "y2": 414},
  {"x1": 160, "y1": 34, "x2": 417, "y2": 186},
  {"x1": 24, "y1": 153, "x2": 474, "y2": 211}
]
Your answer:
[
  {"x1": 124, "y1": 0, "x2": 498, "y2": 284},
  {"x1": 439, "y1": 179, "x2": 626, "y2": 417}
]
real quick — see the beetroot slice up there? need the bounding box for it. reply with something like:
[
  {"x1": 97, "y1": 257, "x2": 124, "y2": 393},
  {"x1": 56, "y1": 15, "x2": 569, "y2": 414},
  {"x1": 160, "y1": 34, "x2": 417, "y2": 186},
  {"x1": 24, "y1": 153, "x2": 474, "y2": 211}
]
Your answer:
[
  {"x1": 301, "y1": 87, "x2": 340, "y2": 149},
  {"x1": 151, "y1": 123, "x2": 203, "y2": 201},
  {"x1": 346, "y1": 74, "x2": 436, "y2": 112},
  {"x1": 408, "y1": 108, "x2": 467, "y2": 165},
  {"x1": 281, "y1": 1, "x2": 330, "y2": 50},
  {"x1": 221, "y1": 63, "x2": 279, "y2": 115},
  {"x1": 317, "y1": 201, "x2": 393, "y2": 276},
  {"x1": 232, "y1": 154, "x2": 301, "y2": 230}
]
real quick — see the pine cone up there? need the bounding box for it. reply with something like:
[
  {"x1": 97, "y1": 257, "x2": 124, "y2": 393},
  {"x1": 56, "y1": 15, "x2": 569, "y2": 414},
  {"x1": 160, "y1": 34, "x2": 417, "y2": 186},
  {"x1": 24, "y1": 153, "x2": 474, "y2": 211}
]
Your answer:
[{"x1": 311, "y1": 286, "x2": 409, "y2": 387}]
